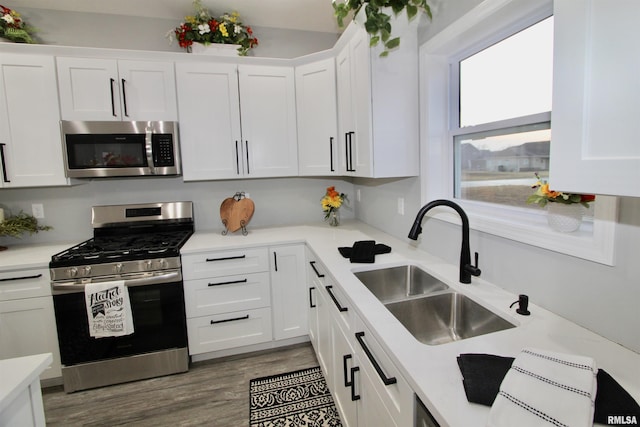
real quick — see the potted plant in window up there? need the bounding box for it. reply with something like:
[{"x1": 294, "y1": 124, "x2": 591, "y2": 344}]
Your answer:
[
  {"x1": 527, "y1": 173, "x2": 595, "y2": 233},
  {"x1": 333, "y1": 0, "x2": 431, "y2": 56}
]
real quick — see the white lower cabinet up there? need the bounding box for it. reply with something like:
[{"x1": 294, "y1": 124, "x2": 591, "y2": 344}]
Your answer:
[
  {"x1": 0, "y1": 268, "x2": 61, "y2": 381},
  {"x1": 305, "y1": 255, "x2": 413, "y2": 427},
  {"x1": 183, "y1": 244, "x2": 306, "y2": 356}
]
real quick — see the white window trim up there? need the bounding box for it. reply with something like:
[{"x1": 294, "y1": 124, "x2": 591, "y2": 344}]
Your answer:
[{"x1": 419, "y1": 0, "x2": 617, "y2": 266}]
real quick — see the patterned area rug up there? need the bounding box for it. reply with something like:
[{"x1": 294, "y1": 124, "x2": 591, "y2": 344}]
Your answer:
[{"x1": 250, "y1": 366, "x2": 343, "y2": 427}]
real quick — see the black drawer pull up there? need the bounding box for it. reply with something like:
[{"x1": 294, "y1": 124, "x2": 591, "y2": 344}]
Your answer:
[
  {"x1": 210, "y1": 314, "x2": 249, "y2": 325},
  {"x1": 109, "y1": 78, "x2": 117, "y2": 116},
  {"x1": 208, "y1": 279, "x2": 247, "y2": 287},
  {"x1": 309, "y1": 287, "x2": 316, "y2": 308},
  {"x1": 206, "y1": 255, "x2": 246, "y2": 262},
  {"x1": 343, "y1": 354, "x2": 353, "y2": 387},
  {"x1": 355, "y1": 331, "x2": 397, "y2": 386},
  {"x1": 309, "y1": 261, "x2": 325, "y2": 278},
  {"x1": 350, "y1": 366, "x2": 361, "y2": 401},
  {"x1": 326, "y1": 285, "x2": 348, "y2": 312},
  {"x1": 0, "y1": 274, "x2": 43, "y2": 282}
]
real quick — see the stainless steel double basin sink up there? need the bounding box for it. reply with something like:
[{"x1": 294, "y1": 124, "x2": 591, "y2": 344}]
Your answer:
[{"x1": 353, "y1": 265, "x2": 515, "y2": 345}]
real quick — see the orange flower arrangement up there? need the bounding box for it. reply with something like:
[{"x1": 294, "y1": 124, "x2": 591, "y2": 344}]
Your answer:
[
  {"x1": 527, "y1": 173, "x2": 595, "y2": 208},
  {"x1": 321, "y1": 186, "x2": 348, "y2": 220}
]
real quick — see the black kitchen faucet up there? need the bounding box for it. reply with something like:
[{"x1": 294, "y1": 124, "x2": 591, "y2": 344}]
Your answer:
[{"x1": 408, "y1": 199, "x2": 481, "y2": 284}]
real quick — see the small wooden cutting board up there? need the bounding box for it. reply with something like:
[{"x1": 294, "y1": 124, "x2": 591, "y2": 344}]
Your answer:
[{"x1": 220, "y1": 196, "x2": 255, "y2": 233}]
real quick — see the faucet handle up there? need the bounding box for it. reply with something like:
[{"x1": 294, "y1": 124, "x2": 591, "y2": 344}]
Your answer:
[{"x1": 465, "y1": 252, "x2": 481, "y2": 277}]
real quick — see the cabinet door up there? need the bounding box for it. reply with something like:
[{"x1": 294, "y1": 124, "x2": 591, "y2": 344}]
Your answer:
[
  {"x1": 332, "y1": 321, "x2": 358, "y2": 427},
  {"x1": 356, "y1": 364, "x2": 400, "y2": 427},
  {"x1": 336, "y1": 43, "x2": 355, "y2": 175},
  {"x1": 176, "y1": 62, "x2": 243, "y2": 180},
  {"x1": 315, "y1": 285, "x2": 333, "y2": 390},
  {"x1": 56, "y1": 57, "x2": 121, "y2": 120},
  {"x1": 0, "y1": 54, "x2": 69, "y2": 188},
  {"x1": 270, "y1": 245, "x2": 307, "y2": 340},
  {"x1": 238, "y1": 65, "x2": 298, "y2": 177},
  {"x1": 550, "y1": 0, "x2": 640, "y2": 196},
  {"x1": 295, "y1": 58, "x2": 339, "y2": 176},
  {"x1": 349, "y1": 28, "x2": 373, "y2": 178},
  {"x1": 0, "y1": 296, "x2": 62, "y2": 380},
  {"x1": 117, "y1": 60, "x2": 178, "y2": 121}
]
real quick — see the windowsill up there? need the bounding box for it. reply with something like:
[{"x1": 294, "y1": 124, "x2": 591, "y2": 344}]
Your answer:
[{"x1": 424, "y1": 197, "x2": 617, "y2": 266}]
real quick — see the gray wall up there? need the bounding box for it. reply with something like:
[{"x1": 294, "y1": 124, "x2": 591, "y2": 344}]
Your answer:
[
  {"x1": 0, "y1": 177, "x2": 355, "y2": 245},
  {"x1": 20, "y1": 7, "x2": 339, "y2": 58}
]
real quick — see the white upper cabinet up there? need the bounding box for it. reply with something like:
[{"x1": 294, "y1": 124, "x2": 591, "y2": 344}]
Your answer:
[
  {"x1": 56, "y1": 57, "x2": 178, "y2": 121},
  {"x1": 296, "y1": 57, "x2": 339, "y2": 176},
  {"x1": 177, "y1": 62, "x2": 298, "y2": 180},
  {"x1": 335, "y1": 15, "x2": 420, "y2": 178},
  {"x1": 0, "y1": 54, "x2": 69, "y2": 188},
  {"x1": 238, "y1": 65, "x2": 298, "y2": 178},
  {"x1": 176, "y1": 62, "x2": 242, "y2": 181},
  {"x1": 551, "y1": 0, "x2": 640, "y2": 197}
]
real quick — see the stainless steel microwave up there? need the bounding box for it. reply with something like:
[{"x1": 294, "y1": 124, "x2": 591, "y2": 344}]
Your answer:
[{"x1": 60, "y1": 121, "x2": 181, "y2": 178}]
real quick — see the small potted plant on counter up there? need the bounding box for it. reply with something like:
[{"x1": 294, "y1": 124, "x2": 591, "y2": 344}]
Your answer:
[{"x1": 0, "y1": 211, "x2": 52, "y2": 250}]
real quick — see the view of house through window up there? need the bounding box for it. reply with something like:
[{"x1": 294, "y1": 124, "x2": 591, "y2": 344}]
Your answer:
[{"x1": 453, "y1": 16, "x2": 553, "y2": 209}]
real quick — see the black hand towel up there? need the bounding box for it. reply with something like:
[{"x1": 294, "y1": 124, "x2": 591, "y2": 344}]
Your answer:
[{"x1": 337, "y1": 241, "x2": 392, "y2": 263}]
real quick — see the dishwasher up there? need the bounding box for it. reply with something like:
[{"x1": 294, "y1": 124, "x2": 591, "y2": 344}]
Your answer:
[{"x1": 415, "y1": 395, "x2": 441, "y2": 427}]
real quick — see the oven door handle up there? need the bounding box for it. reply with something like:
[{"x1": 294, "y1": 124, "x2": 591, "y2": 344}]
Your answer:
[{"x1": 52, "y1": 271, "x2": 182, "y2": 293}]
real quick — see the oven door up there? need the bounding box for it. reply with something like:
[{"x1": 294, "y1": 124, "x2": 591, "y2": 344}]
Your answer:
[{"x1": 52, "y1": 271, "x2": 187, "y2": 366}]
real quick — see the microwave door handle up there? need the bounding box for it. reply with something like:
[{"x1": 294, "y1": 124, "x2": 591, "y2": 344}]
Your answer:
[{"x1": 145, "y1": 129, "x2": 155, "y2": 174}]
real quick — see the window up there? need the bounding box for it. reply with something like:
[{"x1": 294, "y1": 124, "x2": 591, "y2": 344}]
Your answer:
[
  {"x1": 419, "y1": 0, "x2": 616, "y2": 265},
  {"x1": 453, "y1": 16, "x2": 553, "y2": 208}
]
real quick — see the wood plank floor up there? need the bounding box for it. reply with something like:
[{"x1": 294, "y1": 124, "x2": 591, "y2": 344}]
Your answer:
[{"x1": 42, "y1": 343, "x2": 318, "y2": 426}]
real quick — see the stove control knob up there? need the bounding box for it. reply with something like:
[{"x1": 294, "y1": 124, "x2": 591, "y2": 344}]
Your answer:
[
  {"x1": 158, "y1": 259, "x2": 168, "y2": 269},
  {"x1": 144, "y1": 260, "x2": 154, "y2": 270},
  {"x1": 68, "y1": 267, "x2": 78, "y2": 278},
  {"x1": 82, "y1": 266, "x2": 92, "y2": 276},
  {"x1": 115, "y1": 263, "x2": 124, "y2": 274}
]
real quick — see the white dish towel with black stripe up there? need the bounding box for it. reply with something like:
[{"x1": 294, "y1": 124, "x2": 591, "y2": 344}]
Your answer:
[
  {"x1": 487, "y1": 347, "x2": 597, "y2": 427},
  {"x1": 85, "y1": 280, "x2": 134, "y2": 338}
]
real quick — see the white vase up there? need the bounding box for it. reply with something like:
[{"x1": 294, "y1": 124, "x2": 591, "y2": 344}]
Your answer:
[
  {"x1": 190, "y1": 43, "x2": 240, "y2": 56},
  {"x1": 547, "y1": 203, "x2": 584, "y2": 233}
]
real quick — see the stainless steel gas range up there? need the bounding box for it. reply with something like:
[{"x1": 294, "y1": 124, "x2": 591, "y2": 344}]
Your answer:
[{"x1": 49, "y1": 201, "x2": 193, "y2": 393}]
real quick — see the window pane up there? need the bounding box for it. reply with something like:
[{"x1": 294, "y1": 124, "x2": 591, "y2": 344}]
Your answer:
[
  {"x1": 459, "y1": 17, "x2": 553, "y2": 127},
  {"x1": 454, "y1": 122, "x2": 551, "y2": 208}
]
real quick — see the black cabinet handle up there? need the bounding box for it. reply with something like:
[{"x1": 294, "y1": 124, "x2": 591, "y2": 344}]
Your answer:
[
  {"x1": 350, "y1": 366, "x2": 361, "y2": 401},
  {"x1": 207, "y1": 278, "x2": 247, "y2": 287},
  {"x1": 309, "y1": 261, "x2": 324, "y2": 278},
  {"x1": 326, "y1": 285, "x2": 348, "y2": 312},
  {"x1": 329, "y1": 137, "x2": 335, "y2": 172},
  {"x1": 206, "y1": 255, "x2": 246, "y2": 262},
  {"x1": 343, "y1": 354, "x2": 353, "y2": 387},
  {"x1": 0, "y1": 274, "x2": 43, "y2": 282},
  {"x1": 210, "y1": 314, "x2": 249, "y2": 325},
  {"x1": 355, "y1": 331, "x2": 397, "y2": 386},
  {"x1": 235, "y1": 141, "x2": 240, "y2": 174},
  {"x1": 0, "y1": 143, "x2": 9, "y2": 183},
  {"x1": 121, "y1": 78, "x2": 129, "y2": 117},
  {"x1": 273, "y1": 251, "x2": 278, "y2": 272},
  {"x1": 109, "y1": 78, "x2": 117, "y2": 116},
  {"x1": 344, "y1": 132, "x2": 350, "y2": 171},
  {"x1": 309, "y1": 286, "x2": 316, "y2": 308},
  {"x1": 245, "y1": 140, "x2": 250, "y2": 174},
  {"x1": 347, "y1": 132, "x2": 356, "y2": 172}
]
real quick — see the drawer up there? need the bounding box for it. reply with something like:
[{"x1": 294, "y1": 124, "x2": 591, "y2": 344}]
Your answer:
[
  {"x1": 186, "y1": 307, "x2": 272, "y2": 355},
  {"x1": 182, "y1": 247, "x2": 269, "y2": 280},
  {"x1": 0, "y1": 269, "x2": 50, "y2": 301},
  {"x1": 184, "y1": 272, "x2": 270, "y2": 318}
]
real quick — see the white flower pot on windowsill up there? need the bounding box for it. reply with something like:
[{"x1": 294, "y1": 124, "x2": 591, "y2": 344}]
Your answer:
[{"x1": 547, "y1": 203, "x2": 584, "y2": 233}]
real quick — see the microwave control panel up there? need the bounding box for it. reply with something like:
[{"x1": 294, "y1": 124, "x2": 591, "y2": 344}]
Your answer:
[{"x1": 152, "y1": 134, "x2": 176, "y2": 167}]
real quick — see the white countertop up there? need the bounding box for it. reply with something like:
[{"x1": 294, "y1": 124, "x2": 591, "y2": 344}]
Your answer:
[
  {"x1": 0, "y1": 242, "x2": 74, "y2": 270},
  {"x1": 0, "y1": 353, "x2": 52, "y2": 414},
  {"x1": 184, "y1": 221, "x2": 640, "y2": 426}
]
